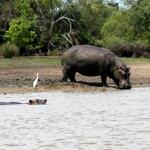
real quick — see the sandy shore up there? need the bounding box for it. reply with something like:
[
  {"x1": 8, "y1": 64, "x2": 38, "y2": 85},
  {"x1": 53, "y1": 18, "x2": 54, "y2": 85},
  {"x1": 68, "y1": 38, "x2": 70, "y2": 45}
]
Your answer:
[{"x1": 0, "y1": 62, "x2": 150, "y2": 94}]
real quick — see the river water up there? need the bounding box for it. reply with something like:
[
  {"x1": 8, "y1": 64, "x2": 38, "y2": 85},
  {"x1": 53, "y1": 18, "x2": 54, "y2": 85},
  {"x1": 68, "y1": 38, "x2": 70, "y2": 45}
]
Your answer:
[{"x1": 0, "y1": 87, "x2": 150, "y2": 150}]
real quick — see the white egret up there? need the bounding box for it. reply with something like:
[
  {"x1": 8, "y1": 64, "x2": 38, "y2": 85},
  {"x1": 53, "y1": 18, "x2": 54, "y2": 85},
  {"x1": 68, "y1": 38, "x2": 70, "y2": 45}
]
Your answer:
[{"x1": 33, "y1": 73, "x2": 39, "y2": 88}]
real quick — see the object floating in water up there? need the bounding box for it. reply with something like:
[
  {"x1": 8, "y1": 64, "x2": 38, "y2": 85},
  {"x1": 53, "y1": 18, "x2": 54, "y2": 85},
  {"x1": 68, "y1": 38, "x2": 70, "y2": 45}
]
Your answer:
[{"x1": 0, "y1": 99, "x2": 47, "y2": 105}]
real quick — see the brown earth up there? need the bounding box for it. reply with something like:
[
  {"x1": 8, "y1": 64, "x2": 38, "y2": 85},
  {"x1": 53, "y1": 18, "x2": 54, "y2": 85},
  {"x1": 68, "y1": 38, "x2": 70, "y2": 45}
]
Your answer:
[{"x1": 0, "y1": 63, "x2": 149, "y2": 94}]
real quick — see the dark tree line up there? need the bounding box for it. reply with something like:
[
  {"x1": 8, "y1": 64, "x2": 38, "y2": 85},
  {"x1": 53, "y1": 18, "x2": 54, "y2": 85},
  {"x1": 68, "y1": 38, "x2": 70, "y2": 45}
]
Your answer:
[{"x1": 0, "y1": 0, "x2": 150, "y2": 57}]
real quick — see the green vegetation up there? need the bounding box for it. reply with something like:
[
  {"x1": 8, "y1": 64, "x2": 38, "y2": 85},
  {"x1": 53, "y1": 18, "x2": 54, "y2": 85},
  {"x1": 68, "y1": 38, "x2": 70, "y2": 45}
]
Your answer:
[
  {"x1": 122, "y1": 57, "x2": 150, "y2": 64},
  {"x1": 101, "y1": 11, "x2": 134, "y2": 47},
  {"x1": 0, "y1": 56, "x2": 60, "y2": 68},
  {"x1": 0, "y1": 43, "x2": 19, "y2": 58},
  {"x1": 0, "y1": 56, "x2": 149, "y2": 69},
  {"x1": 0, "y1": 0, "x2": 150, "y2": 58}
]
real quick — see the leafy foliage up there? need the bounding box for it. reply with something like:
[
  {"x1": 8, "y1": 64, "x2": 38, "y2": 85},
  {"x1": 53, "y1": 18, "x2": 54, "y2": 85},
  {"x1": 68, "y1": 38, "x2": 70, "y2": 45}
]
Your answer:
[
  {"x1": 76, "y1": 0, "x2": 113, "y2": 45},
  {"x1": 5, "y1": 0, "x2": 37, "y2": 55},
  {"x1": 0, "y1": 42, "x2": 19, "y2": 58},
  {"x1": 0, "y1": 0, "x2": 149, "y2": 58},
  {"x1": 101, "y1": 11, "x2": 134, "y2": 47},
  {"x1": 131, "y1": 0, "x2": 150, "y2": 44},
  {"x1": 110, "y1": 42, "x2": 150, "y2": 57},
  {"x1": 5, "y1": 17, "x2": 37, "y2": 49}
]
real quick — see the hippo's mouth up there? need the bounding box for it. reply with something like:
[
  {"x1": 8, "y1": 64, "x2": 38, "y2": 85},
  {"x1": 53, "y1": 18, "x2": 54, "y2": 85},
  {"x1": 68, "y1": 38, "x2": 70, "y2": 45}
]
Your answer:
[{"x1": 118, "y1": 84, "x2": 132, "y2": 89}]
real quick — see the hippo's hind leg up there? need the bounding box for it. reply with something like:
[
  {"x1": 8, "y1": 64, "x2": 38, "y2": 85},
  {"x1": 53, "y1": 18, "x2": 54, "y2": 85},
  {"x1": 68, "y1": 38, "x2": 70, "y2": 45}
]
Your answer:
[
  {"x1": 61, "y1": 65, "x2": 69, "y2": 82},
  {"x1": 61, "y1": 65, "x2": 76, "y2": 82}
]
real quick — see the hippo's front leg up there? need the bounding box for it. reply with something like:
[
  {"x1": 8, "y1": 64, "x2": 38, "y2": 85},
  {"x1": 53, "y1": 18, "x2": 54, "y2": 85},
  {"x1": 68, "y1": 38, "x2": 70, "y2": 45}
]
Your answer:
[{"x1": 101, "y1": 74, "x2": 108, "y2": 87}]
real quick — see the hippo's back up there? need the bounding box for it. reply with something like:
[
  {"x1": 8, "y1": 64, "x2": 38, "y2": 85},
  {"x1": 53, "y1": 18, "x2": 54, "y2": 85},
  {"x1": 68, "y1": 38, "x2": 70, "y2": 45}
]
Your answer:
[
  {"x1": 62, "y1": 45, "x2": 113, "y2": 65},
  {"x1": 63, "y1": 45, "x2": 111, "y2": 56},
  {"x1": 61, "y1": 45, "x2": 116, "y2": 76}
]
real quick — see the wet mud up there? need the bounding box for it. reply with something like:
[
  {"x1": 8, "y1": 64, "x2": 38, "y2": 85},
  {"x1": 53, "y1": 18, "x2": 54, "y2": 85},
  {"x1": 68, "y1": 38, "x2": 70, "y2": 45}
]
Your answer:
[{"x1": 0, "y1": 63, "x2": 149, "y2": 93}]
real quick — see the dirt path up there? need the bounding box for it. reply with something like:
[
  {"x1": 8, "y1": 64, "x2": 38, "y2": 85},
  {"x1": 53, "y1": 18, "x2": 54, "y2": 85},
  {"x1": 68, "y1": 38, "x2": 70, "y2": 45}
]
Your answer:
[{"x1": 0, "y1": 63, "x2": 149, "y2": 93}]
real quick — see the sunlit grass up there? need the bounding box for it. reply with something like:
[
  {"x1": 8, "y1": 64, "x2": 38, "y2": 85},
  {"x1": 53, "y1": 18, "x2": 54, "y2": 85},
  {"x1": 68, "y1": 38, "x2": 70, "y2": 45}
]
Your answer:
[
  {"x1": 121, "y1": 57, "x2": 150, "y2": 64},
  {"x1": 0, "y1": 56, "x2": 61, "y2": 68},
  {"x1": 0, "y1": 56, "x2": 149, "y2": 68}
]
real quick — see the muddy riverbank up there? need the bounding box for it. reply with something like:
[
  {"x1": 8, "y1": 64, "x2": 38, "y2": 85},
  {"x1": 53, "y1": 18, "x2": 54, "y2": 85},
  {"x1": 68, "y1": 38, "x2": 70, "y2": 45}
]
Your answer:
[{"x1": 0, "y1": 62, "x2": 150, "y2": 93}]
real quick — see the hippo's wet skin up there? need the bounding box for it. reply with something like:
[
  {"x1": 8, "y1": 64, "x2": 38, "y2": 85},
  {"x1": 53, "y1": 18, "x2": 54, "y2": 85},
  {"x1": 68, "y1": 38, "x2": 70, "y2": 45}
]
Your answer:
[
  {"x1": 0, "y1": 99, "x2": 47, "y2": 105},
  {"x1": 28, "y1": 99, "x2": 47, "y2": 105},
  {"x1": 61, "y1": 45, "x2": 132, "y2": 89}
]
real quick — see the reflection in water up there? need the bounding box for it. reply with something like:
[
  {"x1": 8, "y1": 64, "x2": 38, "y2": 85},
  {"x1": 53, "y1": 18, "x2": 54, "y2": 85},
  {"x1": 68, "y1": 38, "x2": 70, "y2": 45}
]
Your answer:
[{"x1": 0, "y1": 87, "x2": 150, "y2": 150}]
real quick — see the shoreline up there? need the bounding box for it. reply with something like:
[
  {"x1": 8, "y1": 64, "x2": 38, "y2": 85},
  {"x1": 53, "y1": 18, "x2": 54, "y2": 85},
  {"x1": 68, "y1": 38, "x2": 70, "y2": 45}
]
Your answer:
[
  {"x1": 0, "y1": 83, "x2": 149, "y2": 94},
  {"x1": 0, "y1": 61, "x2": 150, "y2": 94}
]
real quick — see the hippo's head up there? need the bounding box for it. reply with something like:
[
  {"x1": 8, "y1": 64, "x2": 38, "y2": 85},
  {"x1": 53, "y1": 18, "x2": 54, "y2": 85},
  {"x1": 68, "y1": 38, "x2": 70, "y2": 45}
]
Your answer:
[
  {"x1": 114, "y1": 65, "x2": 132, "y2": 89},
  {"x1": 29, "y1": 99, "x2": 47, "y2": 105}
]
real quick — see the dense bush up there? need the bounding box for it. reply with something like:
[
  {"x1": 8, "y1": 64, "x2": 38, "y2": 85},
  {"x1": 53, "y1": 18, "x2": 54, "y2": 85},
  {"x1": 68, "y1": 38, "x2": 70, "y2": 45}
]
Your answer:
[
  {"x1": 0, "y1": 0, "x2": 150, "y2": 58},
  {"x1": 5, "y1": 17, "x2": 37, "y2": 53},
  {"x1": 110, "y1": 42, "x2": 150, "y2": 58},
  {"x1": 101, "y1": 11, "x2": 134, "y2": 47},
  {"x1": 47, "y1": 50, "x2": 65, "y2": 56},
  {"x1": 0, "y1": 43, "x2": 19, "y2": 58}
]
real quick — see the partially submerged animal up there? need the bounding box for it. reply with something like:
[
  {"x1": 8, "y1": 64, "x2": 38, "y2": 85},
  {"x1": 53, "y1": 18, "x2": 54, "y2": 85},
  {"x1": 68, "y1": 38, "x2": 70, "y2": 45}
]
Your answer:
[
  {"x1": 0, "y1": 99, "x2": 47, "y2": 105},
  {"x1": 28, "y1": 99, "x2": 47, "y2": 105}
]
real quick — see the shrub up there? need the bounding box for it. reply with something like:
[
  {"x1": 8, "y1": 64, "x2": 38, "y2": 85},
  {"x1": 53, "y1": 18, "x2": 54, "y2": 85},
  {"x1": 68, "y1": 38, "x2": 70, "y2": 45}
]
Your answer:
[
  {"x1": 142, "y1": 52, "x2": 150, "y2": 58},
  {"x1": 0, "y1": 43, "x2": 19, "y2": 58},
  {"x1": 101, "y1": 11, "x2": 134, "y2": 47},
  {"x1": 109, "y1": 42, "x2": 150, "y2": 58},
  {"x1": 5, "y1": 17, "x2": 37, "y2": 54},
  {"x1": 101, "y1": 36, "x2": 125, "y2": 48},
  {"x1": 47, "y1": 50, "x2": 64, "y2": 56}
]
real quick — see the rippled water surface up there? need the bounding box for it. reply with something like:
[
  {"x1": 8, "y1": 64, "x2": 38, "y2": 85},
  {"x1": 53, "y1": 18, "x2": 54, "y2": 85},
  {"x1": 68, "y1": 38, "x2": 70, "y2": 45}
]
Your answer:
[{"x1": 0, "y1": 87, "x2": 150, "y2": 150}]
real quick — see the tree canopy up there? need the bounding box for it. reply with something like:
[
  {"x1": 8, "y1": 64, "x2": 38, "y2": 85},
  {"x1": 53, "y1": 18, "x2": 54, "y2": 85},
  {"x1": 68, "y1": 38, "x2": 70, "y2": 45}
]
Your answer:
[{"x1": 0, "y1": 0, "x2": 150, "y2": 57}]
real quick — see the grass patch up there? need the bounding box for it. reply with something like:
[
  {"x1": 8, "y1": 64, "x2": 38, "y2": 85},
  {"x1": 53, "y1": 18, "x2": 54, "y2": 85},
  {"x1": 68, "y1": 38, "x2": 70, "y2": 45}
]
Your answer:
[
  {"x1": 121, "y1": 57, "x2": 150, "y2": 64},
  {"x1": 0, "y1": 56, "x2": 61, "y2": 68},
  {"x1": 0, "y1": 56, "x2": 149, "y2": 69}
]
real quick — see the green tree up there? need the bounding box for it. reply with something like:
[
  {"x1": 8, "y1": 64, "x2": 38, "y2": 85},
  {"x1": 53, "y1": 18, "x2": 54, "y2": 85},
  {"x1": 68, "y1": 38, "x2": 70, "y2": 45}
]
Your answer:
[
  {"x1": 130, "y1": 0, "x2": 150, "y2": 44},
  {"x1": 5, "y1": 17, "x2": 37, "y2": 50},
  {"x1": 101, "y1": 11, "x2": 134, "y2": 47},
  {"x1": 32, "y1": 0, "x2": 63, "y2": 49},
  {"x1": 5, "y1": 0, "x2": 37, "y2": 55},
  {"x1": 68, "y1": 0, "x2": 114, "y2": 46},
  {"x1": 0, "y1": 0, "x2": 15, "y2": 44}
]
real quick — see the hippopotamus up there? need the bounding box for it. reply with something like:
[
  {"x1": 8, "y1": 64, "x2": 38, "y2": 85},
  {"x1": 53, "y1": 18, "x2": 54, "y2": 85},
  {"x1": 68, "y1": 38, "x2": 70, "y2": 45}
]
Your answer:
[
  {"x1": 61, "y1": 45, "x2": 132, "y2": 89},
  {"x1": 0, "y1": 99, "x2": 47, "y2": 105},
  {"x1": 28, "y1": 99, "x2": 47, "y2": 105}
]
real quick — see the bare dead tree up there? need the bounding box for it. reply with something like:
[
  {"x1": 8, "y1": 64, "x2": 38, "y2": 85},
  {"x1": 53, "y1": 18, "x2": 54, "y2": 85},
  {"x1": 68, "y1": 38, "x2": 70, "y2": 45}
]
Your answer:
[
  {"x1": 33, "y1": 0, "x2": 77, "y2": 49},
  {"x1": 49, "y1": 16, "x2": 76, "y2": 48},
  {"x1": 49, "y1": 16, "x2": 75, "y2": 37},
  {"x1": 68, "y1": 31, "x2": 79, "y2": 45}
]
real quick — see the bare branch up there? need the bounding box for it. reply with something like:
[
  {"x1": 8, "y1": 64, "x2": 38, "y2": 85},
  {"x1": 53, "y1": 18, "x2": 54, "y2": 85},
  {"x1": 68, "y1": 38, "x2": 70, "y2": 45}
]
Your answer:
[
  {"x1": 52, "y1": 16, "x2": 75, "y2": 32},
  {"x1": 49, "y1": 16, "x2": 75, "y2": 39}
]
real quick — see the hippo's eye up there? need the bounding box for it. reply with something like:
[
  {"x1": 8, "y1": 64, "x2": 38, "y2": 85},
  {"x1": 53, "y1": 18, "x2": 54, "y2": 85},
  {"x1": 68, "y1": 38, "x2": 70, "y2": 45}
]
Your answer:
[{"x1": 119, "y1": 69, "x2": 125, "y2": 75}]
